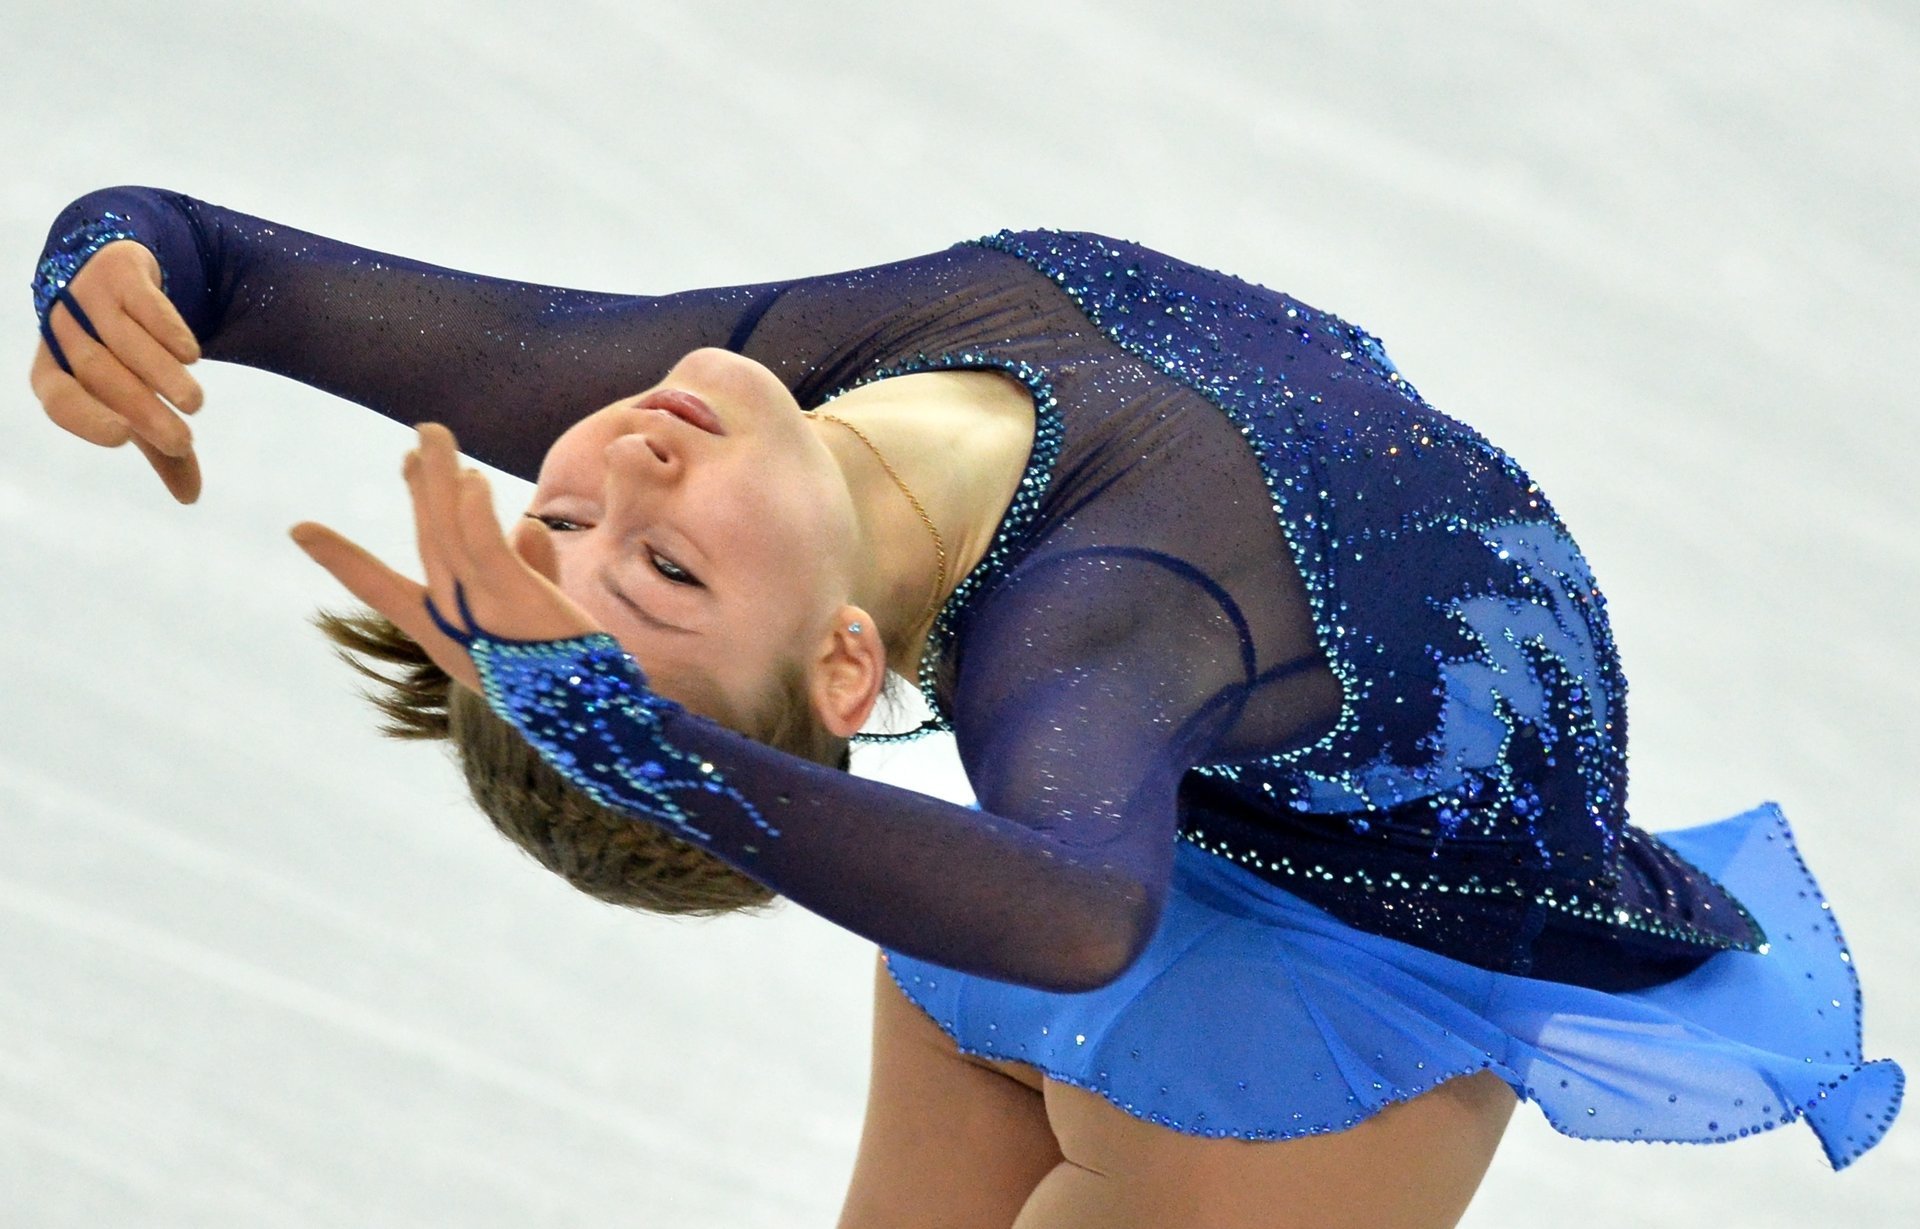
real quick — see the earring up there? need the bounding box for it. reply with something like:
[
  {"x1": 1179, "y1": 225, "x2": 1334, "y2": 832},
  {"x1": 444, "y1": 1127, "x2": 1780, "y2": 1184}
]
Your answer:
[{"x1": 848, "y1": 622, "x2": 863, "y2": 635}]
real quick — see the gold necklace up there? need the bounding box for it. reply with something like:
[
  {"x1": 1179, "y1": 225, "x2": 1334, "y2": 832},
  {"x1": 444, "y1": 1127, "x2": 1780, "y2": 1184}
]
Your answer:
[{"x1": 814, "y1": 411, "x2": 951, "y2": 633}]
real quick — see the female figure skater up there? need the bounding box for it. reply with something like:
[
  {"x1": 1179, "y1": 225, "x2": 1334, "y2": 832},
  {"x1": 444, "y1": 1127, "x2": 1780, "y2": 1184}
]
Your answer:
[{"x1": 29, "y1": 188, "x2": 1902, "y2": 1228}]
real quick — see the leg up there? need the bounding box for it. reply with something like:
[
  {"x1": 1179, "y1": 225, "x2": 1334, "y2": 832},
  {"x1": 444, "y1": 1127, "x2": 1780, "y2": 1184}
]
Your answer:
[
  {"x1": 1014, "y1": 1071, "x2": 1517, "y2": 1229},
  {"x1": 837, "y1": 950, "x2": 1066, "y2": 1229}
]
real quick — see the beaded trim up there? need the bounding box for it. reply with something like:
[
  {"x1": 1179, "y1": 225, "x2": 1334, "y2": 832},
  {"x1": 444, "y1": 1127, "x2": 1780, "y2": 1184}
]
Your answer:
[
  {"x1": 972, "y1": 228, "x2": 1361, "y2": 770},
  {"x1": 813, "y1": 351, "x2": 1064, "y2": 743},
  {"x1": 31, "y1": 212, "x2": 152, "y2": 374},
  {"x1": 1179, "y1": 822, "x2": 1765, "y2": 954},
  {"x1": 423, "y1": 582, "x2": 772, "y2": 846},
  {"x1": 31, "y1": 211, "x2": 145, "y2": 322}
]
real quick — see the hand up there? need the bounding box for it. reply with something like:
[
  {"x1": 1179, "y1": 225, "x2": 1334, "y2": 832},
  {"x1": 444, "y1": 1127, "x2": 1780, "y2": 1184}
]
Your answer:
[
  {"x1": 28, "y1": 239, "x2": 207, "y2": 504},
  {"x1": 289, "y1": 422, "x2": 607, "y2": 695}
]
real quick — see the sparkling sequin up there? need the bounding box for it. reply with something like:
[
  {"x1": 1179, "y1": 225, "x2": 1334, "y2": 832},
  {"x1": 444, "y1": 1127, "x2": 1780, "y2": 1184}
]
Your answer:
[
  {"x1": 30, "y1": 211, "x2": 144, "y2": 322},
  {"x1": 423, "y1": 582, "x2": 768, "y2": 844}
]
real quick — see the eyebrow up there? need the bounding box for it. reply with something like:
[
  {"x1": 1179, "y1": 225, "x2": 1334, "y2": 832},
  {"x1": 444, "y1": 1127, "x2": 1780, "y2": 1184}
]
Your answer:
[{"x1": 599, "y1": 566, "x2": 695, "y2": 636}]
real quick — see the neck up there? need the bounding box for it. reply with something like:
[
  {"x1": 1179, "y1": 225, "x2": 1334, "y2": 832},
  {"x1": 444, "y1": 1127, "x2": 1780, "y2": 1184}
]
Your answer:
[
  {"x1": 815, "y1": 410, "x2": 950, "y2": 638},
  {"x1": 811, "y1": 372, "x2": 1032, "y2": 677}
]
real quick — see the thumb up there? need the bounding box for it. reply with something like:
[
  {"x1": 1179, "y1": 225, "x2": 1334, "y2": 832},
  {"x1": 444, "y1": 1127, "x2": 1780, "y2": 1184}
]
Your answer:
[
  {"x1": 509, "y1": 515, "x2": 561, "y2": 583},
  {"x1": 290, "y1": 521, "x2": 483, "y2": 693},
  {"x1": 289, "y1": 521, "x2": 427, "y2": 633}
]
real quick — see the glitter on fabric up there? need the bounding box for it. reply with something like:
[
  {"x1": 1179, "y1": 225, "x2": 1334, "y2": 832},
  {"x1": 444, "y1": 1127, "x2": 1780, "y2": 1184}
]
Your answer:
[
  {"x1": 423, "y1": 581, "x2": 766, "y2": 842},
  {"x1": 885, "y1": 802, "x2": 1902, "y2": 1168},
  {"x1": 31, "y1": 211, "x2": 142, "y2": 320},
  {"x1": 29, "y1": 211, "x2": 144, "y2": 373},
  {"x1": 973, "y1": 228, "x2": 1760, "y2": 978}
]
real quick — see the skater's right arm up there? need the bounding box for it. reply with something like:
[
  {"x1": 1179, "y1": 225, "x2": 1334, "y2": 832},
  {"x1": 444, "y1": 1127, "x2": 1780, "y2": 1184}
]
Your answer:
[
  {"x1": 27, "y1": 186, "x2": 786, "y2": 499},
  {"x1": 27, "y1": 187, "x2": 1021, "y2": 498}
]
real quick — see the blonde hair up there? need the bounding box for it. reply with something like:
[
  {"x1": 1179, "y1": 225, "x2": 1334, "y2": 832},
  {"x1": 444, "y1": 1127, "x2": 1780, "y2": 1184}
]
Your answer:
[{"x1": 312, "y1": 606, "x2": 850, "y2": 915}]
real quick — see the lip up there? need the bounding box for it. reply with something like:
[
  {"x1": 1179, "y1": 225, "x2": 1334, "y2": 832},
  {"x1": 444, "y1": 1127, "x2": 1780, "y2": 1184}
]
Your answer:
[{"x1": 636, "y1": 388, "x2": 723, "y2": 435}]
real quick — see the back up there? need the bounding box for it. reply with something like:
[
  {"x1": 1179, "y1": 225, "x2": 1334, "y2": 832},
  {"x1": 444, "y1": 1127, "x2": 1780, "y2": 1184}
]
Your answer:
[{"x1": 937, "y1": 230, "x2": 1763, "y2": 985}]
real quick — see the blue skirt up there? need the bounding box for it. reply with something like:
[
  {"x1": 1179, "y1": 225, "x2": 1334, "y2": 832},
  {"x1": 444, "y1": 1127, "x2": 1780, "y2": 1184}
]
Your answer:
[{"x1": 881, "y1": 801, "x2": 1903, "y2": 1169}]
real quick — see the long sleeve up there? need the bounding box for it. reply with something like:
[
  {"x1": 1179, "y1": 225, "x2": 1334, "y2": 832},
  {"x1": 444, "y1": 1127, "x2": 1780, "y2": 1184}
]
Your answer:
[
  {"x1": 31, "y1": 186, "x2": 1027, "y2": 482},
  {"x1": 31, "y1": 189, "x2": 1292, "y2": 991},
  {"x1": 431, "y1": 538, "x2": 1260, "y2": 993}
]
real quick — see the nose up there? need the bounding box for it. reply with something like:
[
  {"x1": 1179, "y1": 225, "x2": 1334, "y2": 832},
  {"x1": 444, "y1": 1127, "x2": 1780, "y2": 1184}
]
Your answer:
[
  {"x1": 606, "y1": 430, "x2": 676, "y2": 472},
  {"x1": 601, "y1": 428, "x2": 681, "y2": 529}
]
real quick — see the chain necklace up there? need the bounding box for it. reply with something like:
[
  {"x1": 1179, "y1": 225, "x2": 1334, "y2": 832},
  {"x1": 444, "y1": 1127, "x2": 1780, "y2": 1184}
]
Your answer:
[{"x1": 813, "y1": 411, "x2": 951, "y2": 635}]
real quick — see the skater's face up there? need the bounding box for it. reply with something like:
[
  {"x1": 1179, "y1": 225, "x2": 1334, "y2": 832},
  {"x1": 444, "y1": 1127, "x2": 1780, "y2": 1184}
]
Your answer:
[{"x1": 519, "y1": 348, "x2": 863, "y2": 731}]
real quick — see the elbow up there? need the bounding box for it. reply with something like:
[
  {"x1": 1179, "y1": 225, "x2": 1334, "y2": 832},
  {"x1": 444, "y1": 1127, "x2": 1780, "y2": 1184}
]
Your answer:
[{"x1": 1049, "y1": 891, "x2": 1163, "y2": 994}]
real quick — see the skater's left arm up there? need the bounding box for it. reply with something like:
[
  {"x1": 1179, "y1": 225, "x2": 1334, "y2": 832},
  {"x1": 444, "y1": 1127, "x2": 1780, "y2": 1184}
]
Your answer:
[{"x1": 290, "y1": 425, "x2": 1269, "y2": 992}]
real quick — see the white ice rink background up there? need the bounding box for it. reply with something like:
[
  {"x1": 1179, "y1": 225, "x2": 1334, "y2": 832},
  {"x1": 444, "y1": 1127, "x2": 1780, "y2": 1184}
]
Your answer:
[{"x1": 1, "y1": 2, "x2": 1914, "y2": 1225}]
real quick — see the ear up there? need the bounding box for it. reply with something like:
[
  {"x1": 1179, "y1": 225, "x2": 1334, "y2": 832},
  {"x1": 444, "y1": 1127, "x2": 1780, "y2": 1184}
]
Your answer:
[{"x1": 807, "y1": 604, "x2": 888, "y2": 740}]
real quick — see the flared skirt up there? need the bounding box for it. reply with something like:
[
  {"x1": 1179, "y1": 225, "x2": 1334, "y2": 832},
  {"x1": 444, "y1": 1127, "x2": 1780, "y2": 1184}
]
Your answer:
[{"x1": 881, "y1": 801, "x2": 1902, "y2": 1169}]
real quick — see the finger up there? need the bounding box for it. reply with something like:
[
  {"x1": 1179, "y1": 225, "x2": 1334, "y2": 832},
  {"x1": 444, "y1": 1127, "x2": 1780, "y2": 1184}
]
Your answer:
[
  {"x1": 454, "y1": 467, "x2": 516, "y2": 572},
  {"x1": 121, "y1": 276, "x2": 202, "y2": 365},
  {"x1": 403, "y1": 446, "x2": 458, "y2": 612},
  {"x1": 131, "y1": 432, "x2": 202, "y2": 505},
  {"x1": 509, "y1": 515, "x2": 561, "y2": 584},
  {"x1": 455, "y1": 468, "x2": 602, "y2": 644},
  {"x1": 96, "y1": 305, "x2": 204, "y2": 414},
  {"x1": 32, "y1": 342, "x2": 133, "y2": 448},
  {"x1": 289, "y1": 521, "x2": 483, "y2": 694},
  {"x1": 289, "y1": 520, "x2": 427, "y2": 628},
  {"x1": 414, "y1": 423, "x2": 468, "y2": 594},
  {"x1": 48, "y1": 306, "x2": 193, "y2": 457}
]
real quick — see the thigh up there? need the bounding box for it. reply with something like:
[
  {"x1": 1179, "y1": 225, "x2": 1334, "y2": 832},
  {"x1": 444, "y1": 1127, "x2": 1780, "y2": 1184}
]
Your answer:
[
  {"x1": 1016, "y1": 1070, "x2": 1517, "y2": 1229},
  {"x1": 837, "y1": 950, "x2": 1066, "y2": 1229}
]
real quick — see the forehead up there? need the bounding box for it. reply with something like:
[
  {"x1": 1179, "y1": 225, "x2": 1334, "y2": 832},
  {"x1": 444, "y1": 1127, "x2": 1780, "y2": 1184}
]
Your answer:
[{"x1": 629, "y1": 636, "x2": 774, "y2": 740}]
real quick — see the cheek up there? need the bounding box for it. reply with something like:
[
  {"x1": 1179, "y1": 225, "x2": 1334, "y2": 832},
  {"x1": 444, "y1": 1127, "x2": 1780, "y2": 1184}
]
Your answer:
[
  {"x1": 702, "y1": 467, "x2": 845, "y2": 600},
  {"x1": 727, "y1": 483, "x2": 825, "y2": 567}
]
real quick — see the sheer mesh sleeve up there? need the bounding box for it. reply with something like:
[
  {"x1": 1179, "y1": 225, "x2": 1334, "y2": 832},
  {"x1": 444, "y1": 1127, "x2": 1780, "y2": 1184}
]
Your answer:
[
  {"x1": 31, "y1": 186, "x2": 1023, "y2": 482},
  {"x1": 428, "y1": 545, "x2": 1257, "y2": 993}
]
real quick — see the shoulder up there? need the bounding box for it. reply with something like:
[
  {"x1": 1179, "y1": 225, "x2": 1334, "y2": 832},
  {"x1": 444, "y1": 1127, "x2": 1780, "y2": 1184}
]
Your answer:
[
  {"x1": 967, "y1": 227, "x2": 1165, "y2": 260},
  {"x1": 963, "y1": 230, "x2": 1274, "y2": 304}
]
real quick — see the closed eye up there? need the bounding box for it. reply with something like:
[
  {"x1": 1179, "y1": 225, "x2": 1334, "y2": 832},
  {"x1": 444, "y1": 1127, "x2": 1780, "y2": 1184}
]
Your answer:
[
  {"x1": 649, "y1": 553, "x2": 700, "y2": 586},
  {"x1": 523, "y1": 512, "x2": 703, "y2": 587}
]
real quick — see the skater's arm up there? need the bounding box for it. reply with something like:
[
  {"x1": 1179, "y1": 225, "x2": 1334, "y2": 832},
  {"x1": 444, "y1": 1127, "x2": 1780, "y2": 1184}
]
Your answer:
[
  {"x1": 293, "y1": 428, "x2": 1270, "y2": 992},
  {"x1": 29, "y1": 187, "x2": 1025, "y2": 490}
]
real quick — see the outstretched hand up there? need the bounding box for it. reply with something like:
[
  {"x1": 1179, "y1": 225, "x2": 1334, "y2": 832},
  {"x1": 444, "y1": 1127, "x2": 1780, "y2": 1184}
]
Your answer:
[
  {"x1": 29, "y1": 239, "x2": 207, "y2": 504},
  {"x1": 290, "y1": 422, "x2": 606, "y2": 694}
]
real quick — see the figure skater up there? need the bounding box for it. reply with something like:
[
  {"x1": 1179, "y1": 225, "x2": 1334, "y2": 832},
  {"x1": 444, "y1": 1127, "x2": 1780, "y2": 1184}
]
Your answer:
[{"x1": 28, "y1": 188, "x2": 1903, "y2": 1229}]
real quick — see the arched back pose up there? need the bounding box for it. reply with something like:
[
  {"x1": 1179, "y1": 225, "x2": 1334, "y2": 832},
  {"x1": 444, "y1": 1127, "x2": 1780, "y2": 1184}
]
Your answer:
[{"x1": 30, "y1": 189, "x2": 1903, "y2": 1228}]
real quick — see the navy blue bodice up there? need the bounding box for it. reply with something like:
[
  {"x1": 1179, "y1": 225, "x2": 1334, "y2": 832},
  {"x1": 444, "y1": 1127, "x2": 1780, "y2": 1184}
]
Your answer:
[
  {"x1": 33, "y1": 189, "x2": 1760, "y2": 991},
  {"x1": 974, "y1": 232, "x2": 1760, "y2": 982}
]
